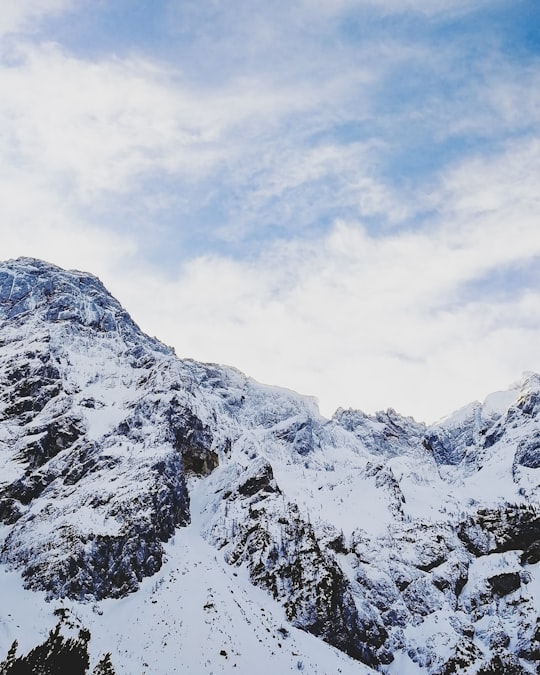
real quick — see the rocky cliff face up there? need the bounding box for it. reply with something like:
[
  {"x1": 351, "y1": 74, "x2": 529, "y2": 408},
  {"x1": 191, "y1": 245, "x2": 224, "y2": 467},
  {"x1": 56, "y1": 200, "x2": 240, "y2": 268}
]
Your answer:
[
  {"x1": 1, "y1": 258, "x2": 539, "y2": 673},
  {"x1": 0, "y1": 259, "x2": 206, "y2": 599}
]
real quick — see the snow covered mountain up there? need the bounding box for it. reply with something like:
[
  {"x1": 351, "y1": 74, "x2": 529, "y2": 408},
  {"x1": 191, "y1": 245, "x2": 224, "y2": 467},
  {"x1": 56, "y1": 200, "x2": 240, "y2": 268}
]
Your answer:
[{"x1": 0, "y1": 257, "x2": 539, "y2": 674}]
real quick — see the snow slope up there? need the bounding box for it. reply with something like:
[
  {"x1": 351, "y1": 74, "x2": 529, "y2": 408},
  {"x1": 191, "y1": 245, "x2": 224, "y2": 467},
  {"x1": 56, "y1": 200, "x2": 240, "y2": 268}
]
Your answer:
[{"x1": 0, "y1": 481, "x2": 376, "y2": 675}]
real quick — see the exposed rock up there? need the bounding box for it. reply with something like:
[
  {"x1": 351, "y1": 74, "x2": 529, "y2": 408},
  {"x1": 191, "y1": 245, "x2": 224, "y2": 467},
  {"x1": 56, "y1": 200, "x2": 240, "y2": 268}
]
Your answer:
[
  {"x1": 488, "y1": 572, "x2": 521, "y2": 597},
  {"x1": 423, "y1": 405, "x2": 479, "y2": 466},
  {"x1": 206, "y1": 468, "x2": 390, "y2": 667},
  {"x1": 274, "y1": 416, "x2": 320, "y2": 456},
  {"x1": 514, "y1": 432, "x2": 540, "y2": 468},
  {"x1": 434, "y1": 639, "x2": 484, "y2": 675},
  {"x1": 458, "y1": 504, "x2": 540, "y2": 556},
  {"x1": 521, "y1": 540, "x2": 540, "y2": 565},
  {"x1": 236, "y1": 459, "x2": 279, "y2": 497},
  {"x1": 476, "y1": 652, "x2": 525, "y2": 675},
  {"x1": 169, "y1": 406, "x2": 217, "y2": 475},
  {"x1": 332, "y1": 407, "x2": 425, "y2": 457}
]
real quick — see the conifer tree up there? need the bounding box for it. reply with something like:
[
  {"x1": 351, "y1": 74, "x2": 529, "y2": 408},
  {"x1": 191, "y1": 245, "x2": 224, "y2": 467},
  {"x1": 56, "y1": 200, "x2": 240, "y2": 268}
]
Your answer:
[
  {"x1": 0, "y1": 621, "x2": 91, "y2": 675},
  {"x1": 93, "y1": 653, "x2": 116, "y2": 675},
  {"x1": 0, "y1": 641, "x2": 18, "y2": 675}
]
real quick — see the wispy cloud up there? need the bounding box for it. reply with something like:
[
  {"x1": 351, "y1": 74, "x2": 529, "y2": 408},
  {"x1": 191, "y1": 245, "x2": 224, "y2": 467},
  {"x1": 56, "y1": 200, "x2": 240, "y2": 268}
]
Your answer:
[
  {"x1": 0, "y1": 0, "x2": 73, "y2": 37},
  {"x1": 1, "y1": 0, "x2": 539, "y2": 421},
  {"x1": 107, "y1": 129, "x2": 540, "y2": 421},
  {"x1": 1, "y1": 43, "x2": 231, "y2": 196}
]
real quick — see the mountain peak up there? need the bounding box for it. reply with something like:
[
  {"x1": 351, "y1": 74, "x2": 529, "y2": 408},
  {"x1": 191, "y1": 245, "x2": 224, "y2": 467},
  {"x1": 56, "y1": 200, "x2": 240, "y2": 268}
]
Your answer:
[{"x1": 0, "y1": 257, "x2": 169, "y2": 356}]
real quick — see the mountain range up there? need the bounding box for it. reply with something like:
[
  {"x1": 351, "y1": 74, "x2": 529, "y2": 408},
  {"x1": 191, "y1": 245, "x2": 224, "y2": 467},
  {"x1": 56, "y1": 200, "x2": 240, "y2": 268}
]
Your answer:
[{"x1": 0, "y1": 257, "x2": 539, "y2": 674}]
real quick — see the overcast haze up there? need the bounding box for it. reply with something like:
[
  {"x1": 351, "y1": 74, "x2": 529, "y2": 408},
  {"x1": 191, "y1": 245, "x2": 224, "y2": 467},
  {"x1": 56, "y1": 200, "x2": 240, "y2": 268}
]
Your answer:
[{"x1": 1, "y1": 0, "x2": 540, "y2": 422}]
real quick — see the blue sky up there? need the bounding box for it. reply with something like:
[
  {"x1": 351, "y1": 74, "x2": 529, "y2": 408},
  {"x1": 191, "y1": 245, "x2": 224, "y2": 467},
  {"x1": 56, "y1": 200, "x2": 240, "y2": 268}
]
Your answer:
[{"x1": 1, "y1": 0, "x2": 540, "y2": 421}]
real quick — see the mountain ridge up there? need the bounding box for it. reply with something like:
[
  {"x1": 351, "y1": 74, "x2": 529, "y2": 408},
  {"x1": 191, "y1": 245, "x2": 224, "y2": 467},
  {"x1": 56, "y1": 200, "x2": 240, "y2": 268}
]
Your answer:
[{"x1": 0, "y1": 257, "x2": 539, "y2": 674}]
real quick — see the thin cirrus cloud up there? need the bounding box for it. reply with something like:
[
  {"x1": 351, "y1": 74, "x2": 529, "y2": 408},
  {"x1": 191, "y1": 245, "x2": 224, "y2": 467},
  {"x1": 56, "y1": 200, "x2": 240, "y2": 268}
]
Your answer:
[
  {"x1": 0, "y1": 1, "x2": 74, "y2": 37},
  {"x1": 0, "y1": 38, "x2": 361, "y2": 198},
  {"x1": 0, "y1": 1, "x2": 539, "y2": 422},
  {"x1": 111, "y1": 128, "x2": 540, "y2": 421},
  {"x1": 0, "y1": 33, "x2": 392, "y2": 256},
  {"x1": 1, "y1": 44, "x2": 247, "y2": 195}
]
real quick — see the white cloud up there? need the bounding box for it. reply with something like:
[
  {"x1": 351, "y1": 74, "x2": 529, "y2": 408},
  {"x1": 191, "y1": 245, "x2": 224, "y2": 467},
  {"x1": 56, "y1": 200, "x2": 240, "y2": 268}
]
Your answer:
[
  {"x1": 0, "y1": 0, "x2": 73, "y2": 37},
  {"x1": 0, "y1": 41, "x2": 359, "y2": 201},
  {"x1": 104, "y1": 134, "x2": 540, "y2": 423},
  {"x1": 0, "y1": 161, "x2": 137, "y2": 282},
  {"x1": 0, "y1": 36, "x2": 392, "y2": 254},
  {"x1": 439, "y1": 138, "x2": 540, "y2": 220},
  {"x1": 216, "y1": 139, "x2": 408, "y2": 242},
  {"x1": 0, "y1": 44, "x2": 222, "y2": 197}
]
